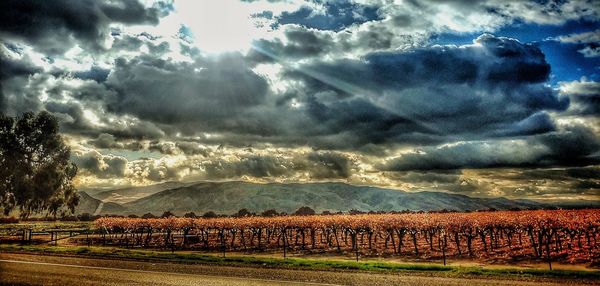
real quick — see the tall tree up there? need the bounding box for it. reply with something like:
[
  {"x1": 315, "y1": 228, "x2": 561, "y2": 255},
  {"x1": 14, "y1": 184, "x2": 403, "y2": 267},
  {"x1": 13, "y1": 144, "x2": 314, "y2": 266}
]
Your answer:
[{"x1": 0, "y1": 111, "x2": 79, "y2": 218}]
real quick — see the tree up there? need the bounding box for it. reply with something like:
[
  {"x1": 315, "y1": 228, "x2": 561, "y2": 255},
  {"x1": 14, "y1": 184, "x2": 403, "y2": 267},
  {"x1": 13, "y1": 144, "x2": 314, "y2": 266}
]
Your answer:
[
  {"x1": 294, "y1": 206, "x2": 315, "y2": 216},
  {"x1": 260, "y1": 209, "x2": 279, "y2": 217},
  {"x1": 202, "y1": 211, "x2": 217, "y2": 218},
  {"x1": 161, "y1": 211, "x2": 175, "y2": 218},
  {"x1": 77, "y1": 213, "x2": 93, "y2": 221},
  {"x1": 183, "y1": 212, "x2": 197, "y2": 218},
  {"x1": 235, "y1": 208, "x2": 252, "y2": 217},
  {"x1": 141, "y1": 213, "x2": 156, "y2": 219},
  {"x1": 0, "y1": 111, "x2": 78, "y2": 218}
]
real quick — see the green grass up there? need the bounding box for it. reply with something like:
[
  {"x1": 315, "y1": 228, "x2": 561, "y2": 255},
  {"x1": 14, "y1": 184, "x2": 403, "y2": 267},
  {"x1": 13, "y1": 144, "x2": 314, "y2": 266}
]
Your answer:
[
  {"x1": 0, "y1": 221, "x2": 93, "y2": 232},
  {"x1": 1, "y1": 244, "x2": 599, "y2": 280}
]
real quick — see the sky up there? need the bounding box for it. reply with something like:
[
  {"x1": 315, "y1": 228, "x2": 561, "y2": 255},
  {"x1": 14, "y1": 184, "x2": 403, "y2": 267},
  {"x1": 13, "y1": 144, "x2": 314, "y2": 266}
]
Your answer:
[{"x1": 0, "y1": 0, "x2": 599, "y2": 201}]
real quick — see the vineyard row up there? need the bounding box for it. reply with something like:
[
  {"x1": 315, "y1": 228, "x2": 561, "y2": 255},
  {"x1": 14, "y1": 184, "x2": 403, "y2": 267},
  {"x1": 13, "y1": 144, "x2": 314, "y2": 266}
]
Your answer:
[{"x1": 91, "y1": 209, "x2": 600, "y2": 264}]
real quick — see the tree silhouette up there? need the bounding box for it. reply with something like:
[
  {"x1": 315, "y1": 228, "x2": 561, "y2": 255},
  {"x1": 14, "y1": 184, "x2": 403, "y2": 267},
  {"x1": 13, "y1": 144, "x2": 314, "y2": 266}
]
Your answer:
[
  {"x1": 161, "y1": 211, "x2": 175, "y2": 218},
  {"x1": 0, "y1": 111, "x2": 78, "y2": 218},
  {"x1": 202, "y1": 211, "x2": 217, "y2": 218},
  {"x1": 141, "y1": 213, "x2": 156, "y2": 219},
  {"x1": 183, "y1": 212, "x2": 197, "y2": 218},
  {"x1": 294, "y1": 206, "x2": 315, "y2": 216},
  {"x1": 235, "y1": 208, "x2": 252, "y2": 217},
  {"x1": 260, "y1": 209, "x2": 279, "y2": 217}
]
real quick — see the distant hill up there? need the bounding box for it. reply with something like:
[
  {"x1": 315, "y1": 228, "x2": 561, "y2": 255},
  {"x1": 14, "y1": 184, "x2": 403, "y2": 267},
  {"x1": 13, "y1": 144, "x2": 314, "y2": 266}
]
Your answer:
[
  {"x1": 113, "y1": 181, "x2": 544, "y2": 215},
  {"x1": 90, "y1": 181, "x2": 191, "y2": 204},
  {"x1": 536, "y1": 199, "x2": 600, "y2": 209},
  {"x1": 76, "y1": 191, "x2": 126, "y2": 215}
]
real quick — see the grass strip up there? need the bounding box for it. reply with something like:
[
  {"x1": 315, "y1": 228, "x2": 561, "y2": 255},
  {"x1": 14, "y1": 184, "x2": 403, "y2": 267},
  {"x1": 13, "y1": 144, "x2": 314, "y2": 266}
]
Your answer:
[{"x1": 1, "y1": 244, "x2": 598, "y2": 280}]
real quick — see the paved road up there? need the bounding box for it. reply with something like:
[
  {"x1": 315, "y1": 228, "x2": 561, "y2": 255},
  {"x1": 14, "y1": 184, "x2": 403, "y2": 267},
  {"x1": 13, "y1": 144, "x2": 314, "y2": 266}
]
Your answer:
[{"x1": 0, "y1": 253, "x2": 596, "y2": 286}]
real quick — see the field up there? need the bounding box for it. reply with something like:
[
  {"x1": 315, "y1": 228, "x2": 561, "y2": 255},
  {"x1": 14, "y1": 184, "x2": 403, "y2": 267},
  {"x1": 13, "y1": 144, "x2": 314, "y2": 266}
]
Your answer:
[
  {"x1": 88, "y1": 209, "x2": 600, "y2": 267},
  {"x1": 1, "y1": 209, "x2": 599, "y2": 285}
]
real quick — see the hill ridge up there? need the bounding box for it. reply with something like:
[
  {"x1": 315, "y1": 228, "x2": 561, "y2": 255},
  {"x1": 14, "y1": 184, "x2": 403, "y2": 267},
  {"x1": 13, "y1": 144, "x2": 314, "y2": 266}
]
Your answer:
[{"x1": 113, "y1": 181, "x2": 542, "y2": 215}]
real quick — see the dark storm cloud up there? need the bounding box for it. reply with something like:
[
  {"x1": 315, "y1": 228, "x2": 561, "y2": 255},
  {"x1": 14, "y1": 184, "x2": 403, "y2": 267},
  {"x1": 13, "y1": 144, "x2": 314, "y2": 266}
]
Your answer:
[
  {"x1": 538, "y1": 125, "x2": 600, "y2": 166},
  {"x1": 203, "y1": 155, "x2": 292, "y2": 179},
  {"x1": 285, "y1": 34, "x2": 568, "y2": 141},
  {"x1": 175, "y1": 142, "x2": 211, "y2": 157},
  {"x1": 105, "y1": 53, "x2": 271, "y2": 136},
  {"x1": 108, "y1": 32, "x2": 171, "y2": 56},
  {"x1": 299, "y1": 97, "x2": 436, "y2": 148},
  {"x1": 38, "y1": 84, "x2": 165, "y2": 141},
  {"x1": 492, "y1": 166, "x2": 600, "y2": 181},
  {"x1": 248, "y1": 26, "x2": 335, "y2": 63},
  {"x1": 105, "y1": 120, "x2": 165, "y2": 140},
  {"x1": 384, "y1": 170, "x2": 461, "y2": 185},
  {"x1": 1, "y1": 74, "x2": 47, "y2": 116},
  {"x1": 480, "y1": 166, "x2": 600, "y2": 198},
  {"x1": 202, "y1": 151, "x2": 355, "y2": 180},
  {"x1": 304, "y1": 151, "x2": 354, "y2": 179},
  {"x1": 72, "y1": 66, "x2": 111, "y2": 83},
  {"x1": 44, "y1": 101, "x2": 96, "y2": 132},
  {"x1": 247, "y1": 24, "x2": 400, "y2": 64},
  {"x1": 0, "y1": 47, "x2": 42, "y2": 113},
  {"x1": 88, "y1": 133, "x2": 144, "y2": 151},
  {"x1": 0, "y1": 30, "x2": 580, "y2": 155},
  {"x1": 0, "y1": 48, "x2": 40, "y2": 81},
  {"x1": 0, "y1": 0, "x2": 168, "y2": 54},
  {"x1": 88, "y1": 34, "x2": 575, "y2": 152},
  {"x1": 379, "y1": 125, "x2": 600, "y2": 171},
  {"x1": 110, "y1": 34, "x2": 145, "y2": 51},
  {"x1": 148, "y1": 141, "x2": 178, "y2": 155},
  {"x1": 493, "y1": 112, "x2": 556, "y2": 137},
  {"x1": 561, "y1": 80, "x2": 600, "y2": 115},
  {"x1": 71, "y1": 150, "x2": 128, "y2": 179},
  {"x1": 380, "y1": 166, "x2": 600, "y2": 199}
]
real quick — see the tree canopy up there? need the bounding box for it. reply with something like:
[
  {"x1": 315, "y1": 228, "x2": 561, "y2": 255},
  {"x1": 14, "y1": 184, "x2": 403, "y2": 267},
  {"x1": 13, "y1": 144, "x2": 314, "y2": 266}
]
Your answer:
[{"x1": 0, "y1": 111, "x2": 79, "y2": 218}]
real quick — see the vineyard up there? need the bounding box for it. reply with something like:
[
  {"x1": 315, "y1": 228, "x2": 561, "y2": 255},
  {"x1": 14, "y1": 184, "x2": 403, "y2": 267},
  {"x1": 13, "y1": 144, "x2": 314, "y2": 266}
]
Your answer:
[{"x1": 91, "y1": 209, "x2": 600, "y2": 266}]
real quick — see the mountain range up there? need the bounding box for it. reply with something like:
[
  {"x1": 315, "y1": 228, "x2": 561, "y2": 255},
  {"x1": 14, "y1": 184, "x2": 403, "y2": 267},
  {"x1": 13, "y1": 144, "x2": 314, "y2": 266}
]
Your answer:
[{"x1": 76, "y1": 181, "x2": 553, "y2": 215}]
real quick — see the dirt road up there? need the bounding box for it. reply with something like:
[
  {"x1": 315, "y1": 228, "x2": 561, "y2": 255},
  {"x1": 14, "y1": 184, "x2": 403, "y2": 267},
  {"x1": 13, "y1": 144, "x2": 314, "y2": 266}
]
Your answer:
[{"x1": 0, "y1": 253, "x2": 596, "y2": 286}]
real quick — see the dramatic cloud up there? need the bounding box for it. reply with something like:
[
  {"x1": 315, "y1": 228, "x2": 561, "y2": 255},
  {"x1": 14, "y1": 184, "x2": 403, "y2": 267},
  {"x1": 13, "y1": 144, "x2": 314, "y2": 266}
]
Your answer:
[
  {"x1": 1, "y1": 0, "x2": 598, "y2": 200},
  {"x1": 282, "y1": 34, "x2": 568, "y2": 147},
  {"x1": 0, "y1": 0, "x2": 168, "y2": 54},
  {"x1": 71, "y1": 149, "x2": 128, "y2": 179},
  {"x1": 560, "y1": 78, "x2": 600, "y2": 115},
  {"x1": 105, "y1": 53, "x2": 271, "y2": 136},
  {"x1": 202, "y1": 151, "x2": 355, "y2": 180},
  {"x1": 379, "y1": 125, "x2": 600, "y2": 171}
]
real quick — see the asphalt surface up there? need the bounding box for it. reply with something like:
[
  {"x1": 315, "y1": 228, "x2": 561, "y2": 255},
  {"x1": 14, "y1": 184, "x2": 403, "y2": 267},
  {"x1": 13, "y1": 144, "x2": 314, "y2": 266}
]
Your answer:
[{"x1": 0, "y1": 253, "x2": 597, "y2": 286}]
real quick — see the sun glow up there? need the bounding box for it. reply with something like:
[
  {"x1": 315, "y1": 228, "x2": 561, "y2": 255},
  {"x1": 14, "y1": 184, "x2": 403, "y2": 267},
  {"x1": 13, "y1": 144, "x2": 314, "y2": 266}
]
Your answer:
[{"x1": 175, "y1": 0, "x2": 265, "y2": 53}]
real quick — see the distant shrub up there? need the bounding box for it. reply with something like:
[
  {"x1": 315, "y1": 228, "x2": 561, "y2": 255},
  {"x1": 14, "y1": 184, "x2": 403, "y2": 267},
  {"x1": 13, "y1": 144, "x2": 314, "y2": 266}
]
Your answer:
[
  {"x1": 141, "y1": 213, "x2": 157, "y2": 219},
  {"x1": 77, "y1": 213, "x2": 93, "y2": 221},
  {"x1": 294, "y1": 206, "x2": 315, "y2": 216},
  {"x1": 235, "y1": 209, "x2": 253, "y2": 217},
  {"x1": 261, "y1": 209, "x2": 279, "y2": 217},
  {"x1": 183, "y1": 212, "x2": 197, "y2": 218},
  {"x1": 202, "y1": 211, "x2": 217, "y2": 218},
  {"x1": 161, "y1": 211, "x2": 176, "y2": 218}
]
